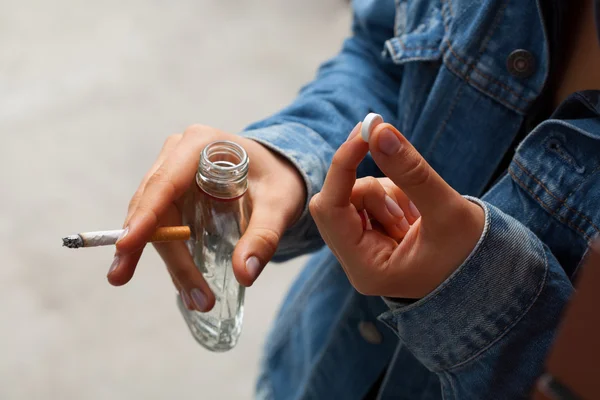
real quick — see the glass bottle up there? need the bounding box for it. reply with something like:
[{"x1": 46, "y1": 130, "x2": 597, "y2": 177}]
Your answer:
[{"x1": 177, "y1": 140, "x2": 250, "y2": 352}]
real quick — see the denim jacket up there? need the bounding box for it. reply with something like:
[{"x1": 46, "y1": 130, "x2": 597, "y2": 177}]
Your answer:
[{"x1": 239, "y1": 1, "x2": 600, "y2": 398}]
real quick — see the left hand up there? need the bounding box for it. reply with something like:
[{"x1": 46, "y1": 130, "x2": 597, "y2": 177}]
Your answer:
[{"x1": 309, "y1": 123, "x2": 485, "y2": 299}]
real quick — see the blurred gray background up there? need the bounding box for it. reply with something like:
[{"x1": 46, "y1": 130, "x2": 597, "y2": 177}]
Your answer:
[{"x1": 0, "y1": 1, "x2": 350, "y2": 398}]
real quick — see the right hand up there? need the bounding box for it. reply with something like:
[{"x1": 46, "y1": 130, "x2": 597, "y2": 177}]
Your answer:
[{"x1": 107, "y1": 125, "x2": 306, "y2": 312}]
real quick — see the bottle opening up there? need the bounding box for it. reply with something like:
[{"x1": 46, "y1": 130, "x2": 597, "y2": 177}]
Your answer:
[
  {"x1": 204, "y1": 141, "x2": 247, "y2": 169},
  {"x1": 197, "y1": 141, "x2": 249, "y2": 199}
]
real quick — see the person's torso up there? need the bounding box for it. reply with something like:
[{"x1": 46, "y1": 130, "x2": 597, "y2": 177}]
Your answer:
[{"x1": 257, "y1": 1, "x2": 600, "y2": 399}]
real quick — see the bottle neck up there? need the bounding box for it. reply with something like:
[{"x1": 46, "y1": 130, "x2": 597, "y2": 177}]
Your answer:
[{"x1": 196, "y1": 141, "x2": 249, "y2": 199}]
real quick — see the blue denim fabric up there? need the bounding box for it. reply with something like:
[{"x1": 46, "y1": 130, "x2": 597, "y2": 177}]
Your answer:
[{"x1": 238, "y1": 1, "x2": 600, "y2": 398}]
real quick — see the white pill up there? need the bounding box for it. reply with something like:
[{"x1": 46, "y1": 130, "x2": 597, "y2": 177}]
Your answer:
[{"x1": 361, "y1": 113, "x2": 384, "y2": 142}]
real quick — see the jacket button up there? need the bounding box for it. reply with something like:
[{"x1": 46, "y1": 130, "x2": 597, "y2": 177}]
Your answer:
[
  {"x1": 358, "y1": 321, "x2": 382, "y2": 344},
  {"x1": 507, "y1": 49, "x2": 535, "y2": 78}
]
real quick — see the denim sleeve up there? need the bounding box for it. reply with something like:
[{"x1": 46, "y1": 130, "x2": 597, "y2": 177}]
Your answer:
[
  {"x1": 378, "y1": 198, "x2": 574, "y2": 399},
  {"x1": 238, "y1": 1, "x2": 402, "y2": 261}
]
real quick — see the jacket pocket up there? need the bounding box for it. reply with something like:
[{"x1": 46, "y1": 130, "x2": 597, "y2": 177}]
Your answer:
[{"x1": 384, "y1": 0, "x2": 447, "y2": 64}]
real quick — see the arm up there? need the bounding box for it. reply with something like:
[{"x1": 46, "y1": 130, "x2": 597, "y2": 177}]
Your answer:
[
  {"x1": 308, "y1": 121, "x2": 574, "y2": 399},
  {"x1": 240, "y1": 0, "x2": 403, "y2": 260},
  {"x1": 379, "y1": 199, "x2": 574, "y2": 399}
]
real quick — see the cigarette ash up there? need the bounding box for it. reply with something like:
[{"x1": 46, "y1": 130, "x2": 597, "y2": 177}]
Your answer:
[{"x1": 62, "y1": 235, "x2": 84, "y2": 249}]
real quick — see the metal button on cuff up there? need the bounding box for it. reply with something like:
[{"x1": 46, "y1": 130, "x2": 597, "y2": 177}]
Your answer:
[
  {"x1": 358, "y1": 321, "x2": 383, "y2": 345},
  {"x1": 507, "y1": 49, "x2": 536, "y2": 78}
]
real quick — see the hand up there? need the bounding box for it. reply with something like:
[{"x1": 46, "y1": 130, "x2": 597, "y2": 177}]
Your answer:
[
  {"x1": 309, "y1": 123, "x2": 484, "y2": 299},
  {"x1": 108, "y1": 125, "x2": 306, "y2": 311}
]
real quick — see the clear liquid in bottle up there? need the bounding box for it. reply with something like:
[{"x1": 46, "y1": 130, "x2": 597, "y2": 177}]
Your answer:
[{"x1": 177, "y1": 140, "x2": 250, "y2": 352}]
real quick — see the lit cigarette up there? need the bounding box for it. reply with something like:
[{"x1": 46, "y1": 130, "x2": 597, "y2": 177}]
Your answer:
[{"x1": 62, "y1": 226, "x2": 191, "y2": 249}]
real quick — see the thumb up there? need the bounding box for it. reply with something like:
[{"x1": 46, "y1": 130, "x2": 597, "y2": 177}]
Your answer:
[
  {"x1": 369, "y1": 123, "x2": 460, "y2": 219},
  {"x1": 232, "y1": 204, "x2": 287, "y2": 287}
]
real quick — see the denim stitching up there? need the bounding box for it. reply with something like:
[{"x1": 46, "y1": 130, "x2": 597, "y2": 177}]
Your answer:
[
  {"x1": 443, "y1": 56, "x2": 527, "y2": 114},
  {"x1": 394, "y1": 0, "x2": 403, "y2": 36},
  {"x1": 425, "y1": 82, "x2": 465, "y2": 158},
  {"x1": 560, "y1": 165, "x2": 600, "y2": 202},
  {"x1": 444, "y1": 39, "x2": 529, "y2": 103},
  {"x1": 380, "y1": 199, "x2": 491, "y2": 319},
  {"x1": 509, "y1": 168, "x2": 593, "y2": 241},
  {"x1": 421, "y1": 2, "x2": 467, "y2": 159},
  {"x1": 513, "y1": 159, "x2": 600, "y2": 233},
  {"x1": 384, "y1": 199, "x2": 492, "y2": 372},
  {"x1": 393, "y1": 200, "x2": 548, "y2": 372},
  {"x1": 397, "y1": 39, "x2": 440, "y2": 51},
  {"x1": 509, "y1": 167, "x2": 593, "y2": 240},
  {"x1": 477, "y1": 0, "x2": 510, "y2": 55},
  {"x1": 444, "y1": 0, "x2": 454, "y2": 18},
  {"x1": 439, "y1": 0, "x2": 530, "y2": 107},
  {"x1": 543, "y1": 136, "x2": 585, "y2": 172},
  {"x1": 446, "y1": 240, "x2": 549, "y2": 372}
]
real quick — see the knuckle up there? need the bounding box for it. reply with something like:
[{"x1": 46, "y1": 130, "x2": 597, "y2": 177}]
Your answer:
[
  {"x1": 165, "y1": 133, "x2": 183, "y2": 144},
  {"x1": 147, "y1": 166, "x2": 168, "y2": 185},
  {"x1": 164, "y1": 133, "x2": 183, "y2": 147},
  {"x1": 168, "y1": 262, "x2": 196, "y2": 285},
  {"x1": 135, "y1": 203, "x2": 160, "y2": 227},
  {"x1": 362, "y1": 176, "x2": 378, "y2": 188},
  {"x1": 400, "y1": 154, "x2": 430, "y2": 188},
  {"x1": 127, "y1": 190, "x2": 143, "y2": 213},
  {"x1": 378, "y1": 177, "x2": 395, "y2": 188},
  {"x1": 184, "y1": 124, "x2": 216, "y2": 138},
  {"x1": 185, "y1": 123, "x2": 207, "y2": 133},
  {"x1": 364, "y1": 176, "x2": 383, "y2": 194},
  {"x1": 330, "y1": 153, "x2": 353, "y2": 172},
  {"x1": 252, "y1": 227, "x2": 281, "y2": 256},
  {"x1": 308, "y1": 194, "x2": 322, "y2": 216},
  {"x1": 147, "y1": 167, "x2": 176, "y2": 195}
]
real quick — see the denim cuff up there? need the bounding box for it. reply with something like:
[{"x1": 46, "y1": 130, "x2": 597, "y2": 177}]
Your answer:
[
  {"x1": 378, "y1": 197, "x2": 548, "y2": 372},
  {"x1": 239, "y1": 123, "x2": 332, "y2": 260}
]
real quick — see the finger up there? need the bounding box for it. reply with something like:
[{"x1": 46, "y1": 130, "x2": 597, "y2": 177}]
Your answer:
[
  {"x1": 155, "y1": 240, "x2": 215, "y2": 312},
  {"x1": 350, "y1": 177, "x2": 409, "y2": 240},
  {"x1": 117, "y1": 126, "x2": 221, "y2": 255},
  {"x1": 166, "y1": 270, "x2": 197, "y2": 312},
  {"x1": 107, "y1": 250, "x2": 143, "y2": 286},
  {"x1": 319, "y1": 123, "x2": 370, "y2": 208},
  {"x1": 163, "y1": 268, "x2": 194, "y2": 310},
  {"x1": 310, "y1": 193, "x2": 398, "y2": 293},
  {"x1": 107, "y1": 135, "x2": 183, "y2": 286},
  {"x1": 124, "y1": 134, "x2": 183, "y2": 227},
  {"x1": 377, "y1": 178, "x2": 420, "y2": 224},
  {"x1": 369, "y1": 123, "x2": 461, "y2": 220},
  {"x1": 110, "y1": 196, "x2": 187, "y2": 286},
  {"x1": 152, "y1": 203, "x2": 214, "y2": 312},
  {"x1": 231, "y1": 201, "x2": 288, "y2": 287}
]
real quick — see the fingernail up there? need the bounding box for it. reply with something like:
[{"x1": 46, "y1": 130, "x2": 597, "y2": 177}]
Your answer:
[
  {"x1": 408, "y1": 201, "x2": 421, "y2": 218},
  {"x1": 346, "y1": 122, "x2": 361, "y2": 142},
  {"x1": 397, "y1": 218, "x2": 410, "y2": 232},
  {"x1": 246, "y1": 256, "x2": 262, "y2": 281},
  {"x1": 378, "y1": 128, "x2": 402, "y2": 155},
  {"x1": 190, "y1": 288, "x2": 208, "y2": 311},
  {"x1": 384, "y1": 195, "x2": 404, "y2": 218},
  {"x1": 116, "y1": 226, "x2": 129, "y2": 243},
  {"x1": 108, "y1": 255, "x2": 120, "y2": 275},
  {"x1": 180, "y1": 290, "x2": 192, "y2": 309}
]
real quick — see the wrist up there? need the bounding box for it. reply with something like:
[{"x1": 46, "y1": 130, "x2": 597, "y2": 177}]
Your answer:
[{"x1": 272, "y1": 151, "x2": 307, "y2": 224}]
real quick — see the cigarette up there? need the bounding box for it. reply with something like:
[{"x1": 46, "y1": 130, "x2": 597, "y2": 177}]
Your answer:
[{"x1": 62, "y1": 226, "x2": 191, "y2": 249}]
